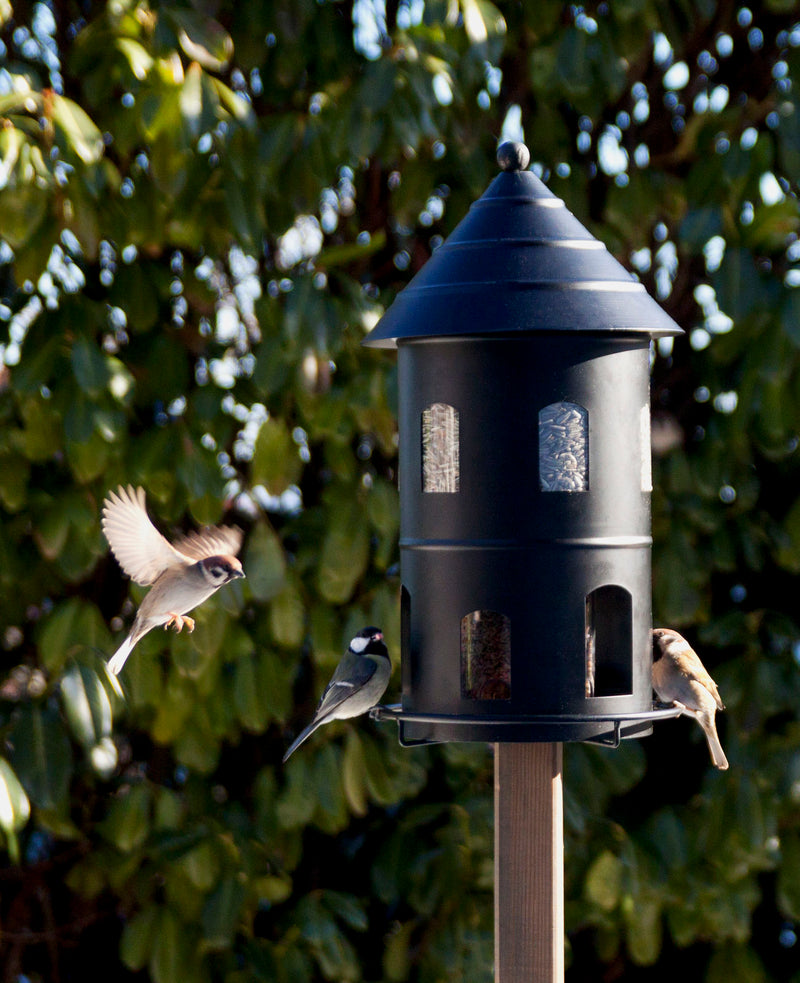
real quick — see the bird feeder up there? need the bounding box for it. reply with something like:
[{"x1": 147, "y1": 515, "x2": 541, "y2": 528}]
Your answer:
[{"x1": 365, "y1": 142, "x2": 684, "y2": 747}]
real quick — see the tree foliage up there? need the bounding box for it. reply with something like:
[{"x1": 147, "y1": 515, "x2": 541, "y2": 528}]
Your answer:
[{"x1": 1, "y1": 0, "x2": 800, "y2": 980}]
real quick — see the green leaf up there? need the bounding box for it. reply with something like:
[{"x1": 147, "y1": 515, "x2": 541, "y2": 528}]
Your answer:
[
  {"x1": 101, "y1": 783, "x2": 151, "y2": 853},
  {"x1": 121, "y1": 904, "x2": 160, "y2": 971},
  {"x1": 51, "y1": 93, "x2": 104, "y2": 164},
  {"x1": 623, "y1": 894, "x2": 662, "y2": 966},
  {"x1": 66, "y1": 431, "x2": 111, "y2": 483},
  {"x1": 60, "y1": 662, "x2": 113, "y2": 749},
  {"x1": 110, "y1": 264, "x2": 160, "y2": 331},
  {"x1": 234, "y1": 654, "x2": 268, "y2": 732},
  {"x1": 256, "y1": 647, "x2": 294, "y2": 723},
  {"x1": 8, "y1": 703, "x2": 74, "y2": 811},
  {"x1": 37, "y1": 598, "x2": 112, "y2": 674},
  {"x1": 312, "y1": 743, "x2": 348, "y2": 832},
  {"x1": 461, "y1": 0, "x2": 506, "y2": 43},
  {"x1": 366, "y1": 478, "x2": 399, "y2": 537},
  {"x1": 244, "y1": 522, "x2": 287, "y2": 602},
  {"x1": 150, "y1": 907, "x2": 199, "y2": 983},
  {"x1": 706, "y1": 944, "x2": 767, "y2": 983},
  {"x1": 0, "y1": 758, "x2": 31, "y2": 863},
  {"x1": 0, "y1": 183, "x2": 49, "y2": 249},
  {"x1": 322, "y1": 889, "x2": 368, "y2": 932},
  {"x1": 781, "y1": 287, "x2": 800, "y2": 349},
  {"x1": 342, "y1": 730, "x2": 368, "y2": 816},
  {"x1": 19, "y1": 397, "x2": 60, "y2": 463},
  {"x1": 383, "y1": 920, "x2": 414, "y2": 982},
  {"x1": 778, "y1": 832, "x2": 800, "y2": 920},
  {"x1": 251, "y1": 418, "x2": 303, "y2": 495},
  {"x1": 584, "y1": 850, "x2": 623, "y2": 912},
  {"x1": 116, "y1": 37, "x2": 154, "y2": 81},
  {"x1": 71, "y1": 335, "x2": 111, "y2": 394},
  {"x1": 178, "y1": 840, "x2": 220, "y2": 892},
  {"x1": 201, "y1": 874, "x2": 246, "y2": 951},
  {"x1": 179, "y1": 62, "x2": 211, "y2": 141},
  {"x1": 0, "y1": 453, "x2": 30, "y2": 511},
  {"x1": 269, "y1": 579, "x2": 306, "y2": 649},
  {"x1": 360, "y1": 732, "x2": 399, "y2": 806},
  {"x1": 277, "y1": 758, "x2": 318, "y2": 830},
  {"x1": 316, "y1": 498, "x2": 370, "y2": 604},
  {"x1": 167, "y1": 8, "x2": 233, "y2": 71}
]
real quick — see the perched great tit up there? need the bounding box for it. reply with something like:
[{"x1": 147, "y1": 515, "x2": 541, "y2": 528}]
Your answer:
[
  {"x1": 652, "y1": 627, "x2": 729, "y2": 770},
  {"x1": 282, "y1": 626, "x2": 391, "y2": 762}
]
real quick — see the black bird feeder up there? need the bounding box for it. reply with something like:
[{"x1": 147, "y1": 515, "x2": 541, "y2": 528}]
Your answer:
[{"x1": 365, "y1": 142, "x2": 684, "y2": 747}]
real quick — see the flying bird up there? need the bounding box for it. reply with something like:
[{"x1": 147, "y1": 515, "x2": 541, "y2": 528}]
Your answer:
[
  {"x1": 283, "y1": 626, "x2": 391, "y2": 762},
  {"x1": 101, "y1": 485, "x2": 244, "y2": 675},
  {"x1": 652, "y1": 627, "x2": 729, "y2": 770}
]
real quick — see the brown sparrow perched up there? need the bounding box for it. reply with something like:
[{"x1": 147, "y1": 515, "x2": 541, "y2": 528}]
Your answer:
[
  {"x1": 652, "y1": 627, "x2": 729, "y2": 770},
  {"x1": 102, "y1": 486, "x2": 244, "y2": 675}
]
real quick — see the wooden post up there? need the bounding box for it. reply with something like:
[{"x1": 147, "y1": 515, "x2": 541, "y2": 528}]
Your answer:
[{"x1": 494, "y1": 742, "x2": 564, "y2": 983}]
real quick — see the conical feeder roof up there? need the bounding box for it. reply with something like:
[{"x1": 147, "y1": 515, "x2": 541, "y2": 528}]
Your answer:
[{"x1": 364, "y1": 142, "x2": 683, "y2": 348}]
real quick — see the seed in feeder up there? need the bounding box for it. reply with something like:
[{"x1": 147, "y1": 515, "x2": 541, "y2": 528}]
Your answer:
[
  {"x1": 538, "y1": 401, "x2": 588, "y2": 492},
  {"x1": 461, "y1": 610, "x2": 511, "y2": 701},
  {"x1": 422, "y1": 402, "x2": 460, "y2": 492}
]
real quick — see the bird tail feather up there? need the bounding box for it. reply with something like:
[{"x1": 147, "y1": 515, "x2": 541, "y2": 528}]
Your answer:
[
  {"x1": 282, "y1": 720, "x2": 322, "y2": 763},
  {"x1": 703, "y1": 726, "x2": 729, "y2": 771},
  {"x1": 107, "y1": 636, "x2": 135, "y2": 676},
  {"x1": 699, "y1": 712, "x2": 729, "y2": 770}
]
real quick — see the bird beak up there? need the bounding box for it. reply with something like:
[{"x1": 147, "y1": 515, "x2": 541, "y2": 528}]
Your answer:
[{"x1": 234, "y1": 569, "x2": 245, "y2": 578}]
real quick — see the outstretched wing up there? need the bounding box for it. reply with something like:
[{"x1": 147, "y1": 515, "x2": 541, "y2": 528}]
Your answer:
[
  {"x1": 171, "y1": 525, "x2": 243, "y2": 561},
  {"x1": 101, "y1": 485, "x2": 185, "y2": 585}
]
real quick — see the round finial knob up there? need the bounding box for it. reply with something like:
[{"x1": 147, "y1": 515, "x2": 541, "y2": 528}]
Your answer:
[{"x1": 497, "y1": 141, "x2": 530, "y2": 172}]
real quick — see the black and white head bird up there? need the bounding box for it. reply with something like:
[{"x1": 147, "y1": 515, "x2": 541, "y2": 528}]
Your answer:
[
  {"x1": 102, "y1": 486, "x2": 244, "y2": 675},
  {"x1": 652, "y1": 627, "x2": 729, "y2": 771},
  {"x1": 283, "y1": 626, "x2": 391, "y2": 762}
]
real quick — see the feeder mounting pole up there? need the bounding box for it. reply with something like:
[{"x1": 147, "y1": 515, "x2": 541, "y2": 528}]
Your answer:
[{"x1": 494, "y1": 742, "x2": 564, "y2": 983}]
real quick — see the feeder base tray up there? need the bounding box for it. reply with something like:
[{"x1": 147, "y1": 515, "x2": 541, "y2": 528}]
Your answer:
[{"x1": 370, "y1": 703, "x2": 684, "y2": 747}]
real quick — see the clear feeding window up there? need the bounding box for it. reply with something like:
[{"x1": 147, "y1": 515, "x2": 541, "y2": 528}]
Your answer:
[
  {"x1": 585, "y1": 586, "x2": 633, "y2": 697},
  {"x1": 539, "y1": 402, "x2": 588, "y2": 492},
  {"x1": 461, "y1": 610, "x2": 511, "y2": 700},
  {"x1": 422, "y1": 403, "x2": 460, "y2": 492}
]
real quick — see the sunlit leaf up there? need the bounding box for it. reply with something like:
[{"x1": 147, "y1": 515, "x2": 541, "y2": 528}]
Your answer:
[
  {"x1": 0, "y1": 758, "x2": 30, "y2": 863},
  {"x1": 51, "y1": 93, "x2": 104, "y2": 164},
  {"x1": 60, "y1": 662, "x2": 113, "y2": 749},
  {"x1": 167, "y1": 8, "x2": 233, "y2": 71}
]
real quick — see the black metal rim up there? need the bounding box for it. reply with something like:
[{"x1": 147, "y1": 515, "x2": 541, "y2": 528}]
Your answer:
[{"x1": 370, "y1": 703, "x2": 683, "y2": 726}]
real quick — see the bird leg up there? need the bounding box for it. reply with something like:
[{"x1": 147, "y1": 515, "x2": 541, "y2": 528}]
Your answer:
[{"x1": 164, "y1": 614, "x2": 195, "y2": 633}]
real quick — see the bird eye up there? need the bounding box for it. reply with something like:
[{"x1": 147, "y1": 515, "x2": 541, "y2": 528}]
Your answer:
[{"x1": 210, "y1": 566, "x2": 225, "y2": 578}]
